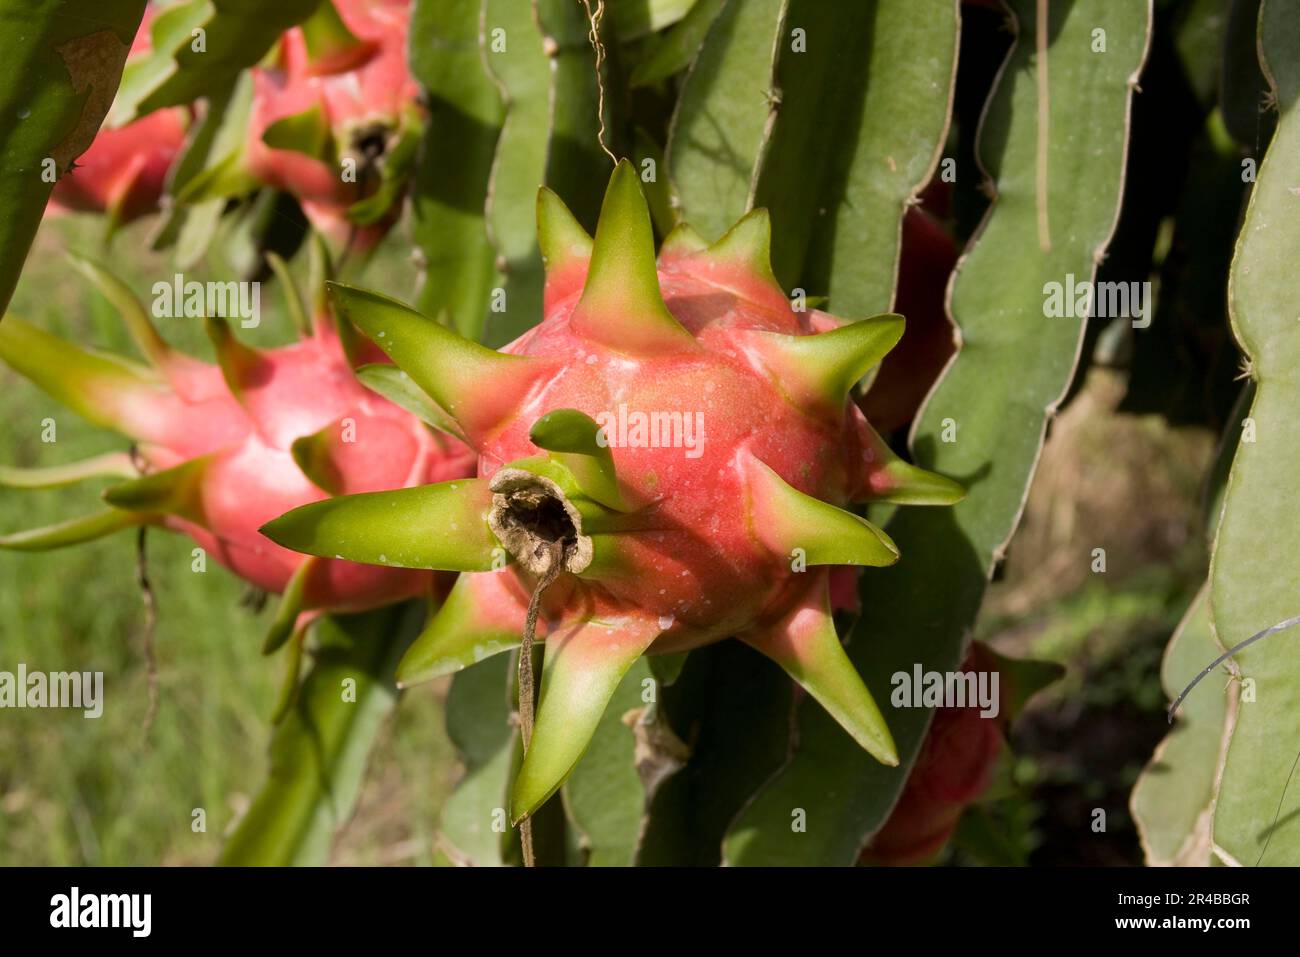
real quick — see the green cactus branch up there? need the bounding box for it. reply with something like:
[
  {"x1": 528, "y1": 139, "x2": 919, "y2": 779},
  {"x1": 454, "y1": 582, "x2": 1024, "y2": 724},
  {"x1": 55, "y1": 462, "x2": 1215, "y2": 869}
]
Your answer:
[
  {"x1": 755, "y1": 0, "x2": 960, "y2": 308},
  {"x1": 724, "y1": 0, "x2": 1153, "y2": 866},
  {"x1": 0, "y1": 0, "x2": 146, "y2": 318},
  {"x1": 665, "y1": 0, "x2": 788, "y2": 241},
  {"x1": 409, "y1": 0, "x2": 502, "y2": 341},
  {"x1": 1207, "y1": 0, "x2": 1300, "y2": 867},
  {"x1": 1131, "y1": 587, "x2": 1235, "y2": 865},
  {"x1": 477, "y1": 0, "x2": 553, "y2": 347},
  {"x1": 219, "y1": 604, "x2": 422, "y2": 866}
]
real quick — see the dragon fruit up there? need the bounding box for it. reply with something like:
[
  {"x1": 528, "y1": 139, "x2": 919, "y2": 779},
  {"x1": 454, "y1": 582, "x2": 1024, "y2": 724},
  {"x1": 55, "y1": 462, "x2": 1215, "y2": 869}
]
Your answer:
[
  {"x1": 0, "y1": 257, "x2": 474, "y2": 648},
  {"x1": 244, "y1": 0, "x2": 422, "y2": 252},
  {"x1": 46, "y1": 5, "x2": 189, "y2": 228},
  {"x1": 864, "y1": 646, "x2": 1007, "y2": 865},
  {"x1": 859, "y1": 205, "x2": 959, "y2": 434},
  {"x1": 262, "y1": 161, "x2": 965, "y2": 821}
]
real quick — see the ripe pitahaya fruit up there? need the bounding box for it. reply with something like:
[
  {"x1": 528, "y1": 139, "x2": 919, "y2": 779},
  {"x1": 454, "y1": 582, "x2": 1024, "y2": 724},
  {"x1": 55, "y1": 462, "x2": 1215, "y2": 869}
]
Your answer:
[
  {"x1": 244, "y1": 0, "x2": 422, "y2": 252},
  {"x1": 863, "y1": 646, "x2": 1006, "y2": 865},
  {"x1": 0, "y1": 257, "x2": 474, "y2": 648},
  {"x1": 46, "y1": 5, "x2": 189, "y2": 228},
  {"x1": 859, "y1": 205, "x2": 959, "y2": 434},
  {"x1": 262, "y1": 161, "x2": 965, "y2": 821}
]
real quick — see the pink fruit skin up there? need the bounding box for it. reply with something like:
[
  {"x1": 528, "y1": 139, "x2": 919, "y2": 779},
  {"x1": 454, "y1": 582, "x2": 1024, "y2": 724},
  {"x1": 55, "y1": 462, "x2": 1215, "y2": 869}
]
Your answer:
[
  {"x1": 863, "y1": 648, "x2": 1006, "y2": 865},
  {"x1": 245, "y1": 0, "x2": 420, "y2": 248},
  {"x1": 137, "y1": 318, "x2": 473, "y2": 612},
  {"x1": 479, "y1": 254, "x2": 904, "y2": 653},
  {"x1": 858, "y1": 206, "x2": 958, "y2": 434},
  {"x1": 827, "y1": 565, "x2": 862, "y2": 615},
  {"x1": 47, "y1": 6, "x2": 188, "y2": 224}
]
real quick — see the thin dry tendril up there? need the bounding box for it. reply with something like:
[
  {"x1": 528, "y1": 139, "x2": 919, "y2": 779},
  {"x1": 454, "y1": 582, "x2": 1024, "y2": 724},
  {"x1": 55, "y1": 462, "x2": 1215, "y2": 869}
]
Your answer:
[
  {"x1": 580, "y1": 0, "x2": 617, "y2": 165},
  {"x1": 517, "y1": 538, "x2": 566, "y2": 867}
]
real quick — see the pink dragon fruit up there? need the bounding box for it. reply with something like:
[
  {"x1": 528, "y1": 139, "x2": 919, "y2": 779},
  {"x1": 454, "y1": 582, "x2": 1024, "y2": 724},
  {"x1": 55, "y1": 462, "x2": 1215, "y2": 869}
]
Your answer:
[
  {"x1": 863, "y1": 645, "x2": 1007, "y2": 865},
  {"x1": 859, "y1": 204, "x2": 959, "y2": 434},
  {"x1": 46, "y1": 5, "x2": 189, "y2": 227},
  {"x1": 263, "y1": 161, "x2": 965, "y2": 820},
  {"x1": 244, "y1": 0, "x2": 422, "y2": 252},
  {"x1": 0, "y1": 257, "x2": 474, "y2": 647}
]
